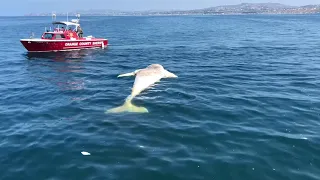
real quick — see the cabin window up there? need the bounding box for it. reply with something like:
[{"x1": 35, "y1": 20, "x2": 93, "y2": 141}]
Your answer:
[
  {"x1": 43, "y1": 33, "x2": 53, "y2": 39},
  {"x1": 54, "y1": 34, "x2": 65, "y2": 39}
]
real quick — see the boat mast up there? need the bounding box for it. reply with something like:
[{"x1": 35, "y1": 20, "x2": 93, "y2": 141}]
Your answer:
[
  {"x1": 76, "y1": 13, "x2": 80, "y2": 21},
  {"x1": 52, "y1": 12, "x2": 56, "y2": 21},
  {"x1": 51, "y1": 12, "x2": 56, "y2": 32}
]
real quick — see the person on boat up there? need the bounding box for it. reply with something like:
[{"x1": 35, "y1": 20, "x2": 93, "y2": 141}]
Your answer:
[{"x1": 77, "y1": 26, "x2": 83, "y2": 38}]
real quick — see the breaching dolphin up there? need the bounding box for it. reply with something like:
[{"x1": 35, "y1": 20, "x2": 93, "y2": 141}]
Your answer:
[{"x1": 105, "y1": 64, "x2": 178, "y2": 114}]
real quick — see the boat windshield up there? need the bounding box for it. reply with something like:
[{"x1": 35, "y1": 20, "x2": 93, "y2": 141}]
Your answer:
[
  {"x1": 56, "y1": 25, "x2": 67, "y2": 31},
  {"x1": 43, "y1": 33, "x2": 53, "y2": 39},
  {"x1": 53, "y1": 24, "x2": 77, "y2": 32}
]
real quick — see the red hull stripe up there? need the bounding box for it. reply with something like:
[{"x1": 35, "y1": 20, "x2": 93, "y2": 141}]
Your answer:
[{"x1": 20, "y1": 39, "x2": 108, "y2": 52}]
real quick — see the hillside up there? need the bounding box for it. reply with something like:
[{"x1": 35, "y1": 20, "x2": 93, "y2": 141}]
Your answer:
[{"x1": 25, "y1": 3, "x2": 320, "y2": 16}]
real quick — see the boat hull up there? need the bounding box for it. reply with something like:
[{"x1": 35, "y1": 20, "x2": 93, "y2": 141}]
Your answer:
[{"x1": 20, "y1": 39, "x2": 108, "y2": 52}]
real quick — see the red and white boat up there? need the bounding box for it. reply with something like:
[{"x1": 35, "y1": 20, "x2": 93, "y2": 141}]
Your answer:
[{"x1": 20, "y1": 14, "x2": 108, "y2": 52}]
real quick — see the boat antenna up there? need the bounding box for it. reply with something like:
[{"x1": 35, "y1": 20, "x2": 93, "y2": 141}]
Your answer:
[
  {"x1": 76, "y1": 13, "x2": 80, "y2": 23},
  {"x1": 52, "y1": 12, "x2": 56, "y2": 21},
  {"x1": 51, "y1": 12, "x2": 56, "y2": 32}
]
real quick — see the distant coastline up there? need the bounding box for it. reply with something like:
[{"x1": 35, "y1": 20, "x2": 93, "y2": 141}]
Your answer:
[{"x1": 24, "y1": 3, "x2": 320, "y2": 16}]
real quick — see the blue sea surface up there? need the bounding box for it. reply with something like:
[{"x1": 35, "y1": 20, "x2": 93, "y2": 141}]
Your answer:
[{"x1": 0, "y1": 14, "x2": 320, "y2": 180}]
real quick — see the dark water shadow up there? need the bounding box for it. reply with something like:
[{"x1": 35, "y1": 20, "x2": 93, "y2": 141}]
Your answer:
[
  {"x1": 23, "y1": 48, "x2": 108, "y2": 62},
  {"x1": 22, "y1": 49, "x2": 108, "y2": 92}
]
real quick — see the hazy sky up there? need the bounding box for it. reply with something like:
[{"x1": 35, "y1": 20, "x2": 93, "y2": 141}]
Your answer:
[{"x1": 1, "y1": 0, "x2": 320, "y2": 16}]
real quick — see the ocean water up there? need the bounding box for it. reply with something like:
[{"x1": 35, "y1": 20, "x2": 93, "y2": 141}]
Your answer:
[{"x1": 0, "y1": 14, "x2": 320, "y2": 180}]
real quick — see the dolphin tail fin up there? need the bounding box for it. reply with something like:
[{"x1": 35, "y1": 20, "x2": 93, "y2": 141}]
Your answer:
[
  {"x1": 117, "y1": 69, "x2": 142, "y2": 78},
  {"x1": 105, "y1": 99, "x2": 148, "y2": 114},
  {"x1": 164, "y1": 70, "x2": 178, "y2": 78},
  {"x1": 117, "y1": 72, "x2": 135, "y2": 77}
]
